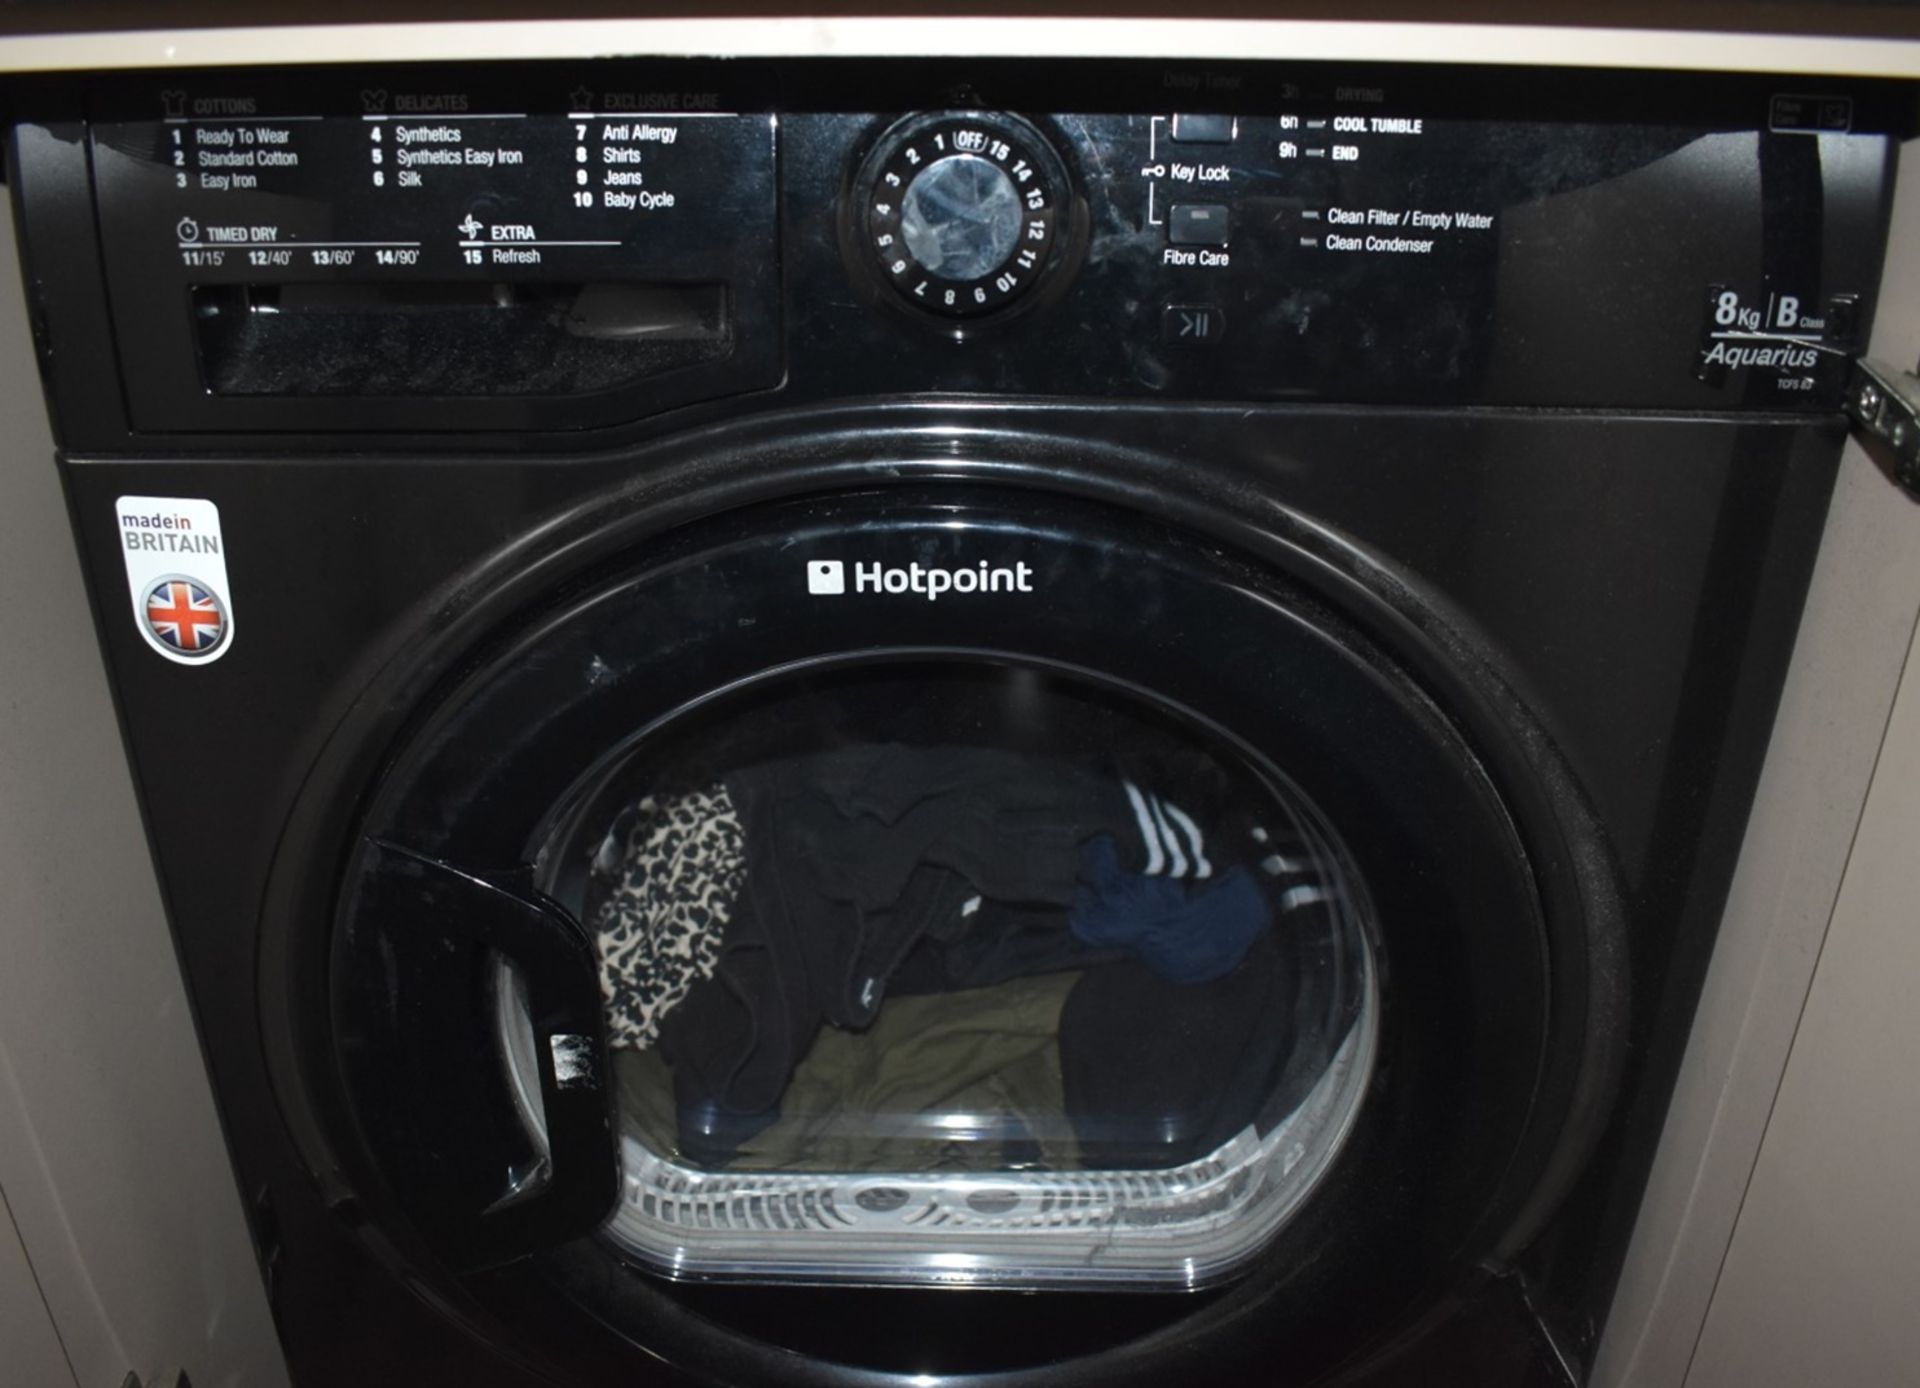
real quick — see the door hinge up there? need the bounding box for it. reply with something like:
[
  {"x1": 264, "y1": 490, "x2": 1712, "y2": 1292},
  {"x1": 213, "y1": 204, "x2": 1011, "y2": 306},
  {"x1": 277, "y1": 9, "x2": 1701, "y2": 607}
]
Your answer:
[{"x1": 1845, "y1": 357, "x2": 1920, "y2": 500}]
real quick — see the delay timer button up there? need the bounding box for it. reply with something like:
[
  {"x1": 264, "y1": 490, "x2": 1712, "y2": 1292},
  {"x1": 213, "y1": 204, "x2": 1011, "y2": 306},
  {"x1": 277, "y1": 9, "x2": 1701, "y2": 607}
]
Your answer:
[{"x1": 1171, "y1": 113, "x2": 1235, "y2": 143}]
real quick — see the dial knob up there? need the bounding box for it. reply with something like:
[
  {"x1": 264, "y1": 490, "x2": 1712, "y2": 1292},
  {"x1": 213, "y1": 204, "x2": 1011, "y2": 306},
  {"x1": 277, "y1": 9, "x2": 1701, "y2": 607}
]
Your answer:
[
  {"x1": 900, "y1": 154, "x2": 1024, "y2": 282},
  {"x1": 861, "y1": 112, "x2": 1069, "y2": 319}
]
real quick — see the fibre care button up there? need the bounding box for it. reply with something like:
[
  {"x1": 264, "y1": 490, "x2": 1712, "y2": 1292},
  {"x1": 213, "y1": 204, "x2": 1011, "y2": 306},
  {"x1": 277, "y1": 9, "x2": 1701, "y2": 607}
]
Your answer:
[
  {"x1": 1169, "y1": 204, "x2": 1230, "y2": 246},
  {"x1": 1171, "y1": 113, "x2": 1235, "y2": 143},
  {"x1": 1163, "y1": 304, "x2": 1223, "y2": 344}
]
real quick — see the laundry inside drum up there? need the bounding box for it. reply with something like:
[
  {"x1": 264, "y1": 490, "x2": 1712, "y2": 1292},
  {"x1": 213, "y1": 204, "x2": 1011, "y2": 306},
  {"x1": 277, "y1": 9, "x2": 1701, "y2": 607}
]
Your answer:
[{"x1": 518, "y1": 661, "x2": 1379, "y2": 1290}]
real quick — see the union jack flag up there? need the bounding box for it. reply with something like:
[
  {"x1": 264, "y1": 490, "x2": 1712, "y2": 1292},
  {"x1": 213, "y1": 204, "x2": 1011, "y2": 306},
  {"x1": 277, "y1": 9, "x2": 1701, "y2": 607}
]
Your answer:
[{"x1": 144, "y1": 577, "x2": 226, "y2": 655}]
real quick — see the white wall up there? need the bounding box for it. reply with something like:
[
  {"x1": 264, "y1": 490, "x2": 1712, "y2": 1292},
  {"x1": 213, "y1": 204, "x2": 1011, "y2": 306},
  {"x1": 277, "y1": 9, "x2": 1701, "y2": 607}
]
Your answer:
[
  {"x1": 0, "y1": 1191, "x2": 76, "y2": 1388},
  {"x1": 1594, "y1": 132, "x2": 1920, "y2": 1388},
  {"x1": 1686, "y1": 538, "x2": 1920, "y2": 1386},
  {"x1": 0, "y1": 207, "x2": 288, "y2": 1388}
]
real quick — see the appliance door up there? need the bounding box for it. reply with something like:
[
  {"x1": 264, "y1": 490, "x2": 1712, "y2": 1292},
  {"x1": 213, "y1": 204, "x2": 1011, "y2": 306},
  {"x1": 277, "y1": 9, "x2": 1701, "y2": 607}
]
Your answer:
[{"x1": 318, "y1": 487, "x2": 1614, "y2": 1384}]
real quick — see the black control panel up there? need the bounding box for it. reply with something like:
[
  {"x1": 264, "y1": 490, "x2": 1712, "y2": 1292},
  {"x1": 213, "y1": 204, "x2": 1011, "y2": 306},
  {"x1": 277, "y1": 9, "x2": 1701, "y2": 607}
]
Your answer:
[
  {"x1": 81, "y1": 68, "x2": 779, "y2": 432},
  {"x1": 11, "y1": 59, "x2": 1914, "y2": 446}
]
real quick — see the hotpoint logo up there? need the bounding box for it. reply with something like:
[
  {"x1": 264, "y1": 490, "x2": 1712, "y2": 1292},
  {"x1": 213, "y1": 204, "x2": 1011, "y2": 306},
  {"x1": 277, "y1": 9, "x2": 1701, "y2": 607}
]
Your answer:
[{"x1": 806, "y1": 558, "x2": 1035, "y2": 601}]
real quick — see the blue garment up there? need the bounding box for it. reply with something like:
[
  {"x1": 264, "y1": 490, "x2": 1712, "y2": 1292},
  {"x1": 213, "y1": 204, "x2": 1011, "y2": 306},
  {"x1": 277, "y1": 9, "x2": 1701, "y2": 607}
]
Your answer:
[{"x1": 1068, "y1": 834, "x2": 1271, "y2": 984}]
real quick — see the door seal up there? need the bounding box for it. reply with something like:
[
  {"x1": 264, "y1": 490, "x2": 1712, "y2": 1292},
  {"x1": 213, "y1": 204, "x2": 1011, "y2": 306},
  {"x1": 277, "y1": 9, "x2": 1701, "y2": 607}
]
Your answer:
[{"x1": 1845, "y1": 357, "x2": 1920, "y2": 501}]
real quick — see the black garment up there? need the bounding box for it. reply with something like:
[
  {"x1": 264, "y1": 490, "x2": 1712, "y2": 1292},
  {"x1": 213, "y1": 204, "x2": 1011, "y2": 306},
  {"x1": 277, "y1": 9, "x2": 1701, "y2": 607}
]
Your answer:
[
  {"x1": 1056, "y1": 807, "x2": 1361, "y2": 1168},
  {"x1": 889, "y1": 898, "x2": 1127, "y2": 995},
  {"x1": 658, "y1": 745, "x2": 1137, "y2": 1162},
  {"x1": 1058, "y1": 928, "x2": 1299, "y2": 1169}
]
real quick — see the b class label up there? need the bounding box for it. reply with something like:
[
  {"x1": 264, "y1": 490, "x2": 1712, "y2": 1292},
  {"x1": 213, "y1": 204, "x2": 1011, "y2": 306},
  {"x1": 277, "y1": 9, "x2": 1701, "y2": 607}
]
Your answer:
[{"x1": 116, "y1": 496, "x2": 237, "y2": 664}]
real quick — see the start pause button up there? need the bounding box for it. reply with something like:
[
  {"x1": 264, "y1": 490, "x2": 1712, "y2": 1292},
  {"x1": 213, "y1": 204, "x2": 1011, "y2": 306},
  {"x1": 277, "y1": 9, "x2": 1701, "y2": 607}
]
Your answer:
[{"x1": 1163, "y1": 304, "x2": 1224, "y2": 344}]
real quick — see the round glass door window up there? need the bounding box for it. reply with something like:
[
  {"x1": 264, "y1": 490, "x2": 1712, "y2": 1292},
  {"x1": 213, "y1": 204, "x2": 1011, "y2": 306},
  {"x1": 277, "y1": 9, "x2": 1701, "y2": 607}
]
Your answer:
[{"x1": 507, "y1": 661, "x2": 1378, "y2": 1290}]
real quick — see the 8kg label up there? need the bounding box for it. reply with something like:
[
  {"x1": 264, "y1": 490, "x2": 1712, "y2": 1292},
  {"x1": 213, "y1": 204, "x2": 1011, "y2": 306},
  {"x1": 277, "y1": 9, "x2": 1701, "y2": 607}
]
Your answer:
[{"x1": 1696, "y1": 284, "x2": 1849, "y2": 400}]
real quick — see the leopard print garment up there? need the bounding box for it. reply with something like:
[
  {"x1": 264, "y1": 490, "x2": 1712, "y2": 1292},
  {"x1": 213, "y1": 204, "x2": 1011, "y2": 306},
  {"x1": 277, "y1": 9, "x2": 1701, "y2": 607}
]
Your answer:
[{"x1": 592, "y1": 787, "x2": 746, "y2": 1050}]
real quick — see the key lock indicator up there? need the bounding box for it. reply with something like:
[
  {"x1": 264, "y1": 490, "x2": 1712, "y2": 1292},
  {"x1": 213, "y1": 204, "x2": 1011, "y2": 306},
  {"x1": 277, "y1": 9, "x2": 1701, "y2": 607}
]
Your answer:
[{"x1": 854, "y1": 111, "x2": 1076, "y2": 324}]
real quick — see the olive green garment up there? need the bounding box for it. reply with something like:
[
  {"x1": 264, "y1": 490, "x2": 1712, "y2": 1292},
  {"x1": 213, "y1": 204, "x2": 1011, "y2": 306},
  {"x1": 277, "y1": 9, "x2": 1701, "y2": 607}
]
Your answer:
[{"x1": 616, "y1": 969, "x2": 1081, "y2": 1173}]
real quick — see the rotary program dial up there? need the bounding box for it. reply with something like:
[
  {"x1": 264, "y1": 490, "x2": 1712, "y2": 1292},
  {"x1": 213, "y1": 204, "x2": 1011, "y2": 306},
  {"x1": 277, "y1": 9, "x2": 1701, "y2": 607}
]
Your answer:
[{"x1": 862, "y1": 112, "x2": 1069, "y2": 319}]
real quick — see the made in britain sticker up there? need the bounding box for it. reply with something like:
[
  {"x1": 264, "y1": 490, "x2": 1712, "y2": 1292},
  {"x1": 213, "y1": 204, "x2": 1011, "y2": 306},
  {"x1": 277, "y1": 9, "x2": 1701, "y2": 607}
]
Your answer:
[{"x1": 116, "y1": 496, "x2": 236, "y2": 665}]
